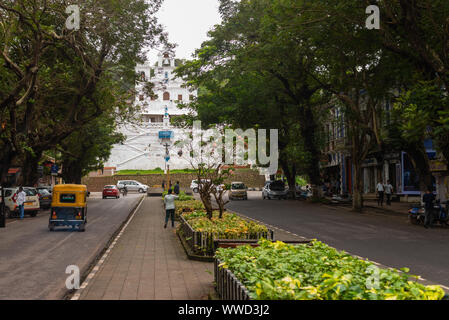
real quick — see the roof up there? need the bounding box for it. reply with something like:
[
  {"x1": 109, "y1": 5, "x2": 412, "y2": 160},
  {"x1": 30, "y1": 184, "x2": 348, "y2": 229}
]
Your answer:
[{"x1": 52, "y1": 184, "x2": 87, "y2": 192}]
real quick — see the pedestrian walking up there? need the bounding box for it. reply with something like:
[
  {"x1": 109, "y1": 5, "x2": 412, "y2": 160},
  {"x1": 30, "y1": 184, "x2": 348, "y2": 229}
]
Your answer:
[
  {"x1": 384, "y1": 180, "x2": 394, "y2": 206},
  {"x1": 163, "y1": 188, "x2": 178, "y2": 228},
  {"x1": 422, "y1": 188, "x2": 436, "y2": 229},
  {"x1": 376, "y1": 181, "x2": 384, "y2": 206},
  {"x1": 17, "y1": 187, "x2": 26, "y2": 220},
  {"x1": 174, "y1": 181, "x2": 180, "y2": 195}
]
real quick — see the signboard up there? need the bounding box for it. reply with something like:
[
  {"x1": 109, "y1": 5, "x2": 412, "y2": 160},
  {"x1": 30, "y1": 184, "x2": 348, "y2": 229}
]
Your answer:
[
  {"x1": 51, "y1": 164, "x2": 59, "y2": 174},
  {"x1": 158, "y1": 131, "x2": 173, "y2": 139},
  {"x1": 430, "y1": 160, "x2": 448, "y2": 172}
]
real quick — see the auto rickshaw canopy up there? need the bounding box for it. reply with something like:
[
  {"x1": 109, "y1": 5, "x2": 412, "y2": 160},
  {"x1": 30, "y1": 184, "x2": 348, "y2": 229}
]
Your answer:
[{"x1": 51, "y1": 184, "x2": 88, "y2": 208}]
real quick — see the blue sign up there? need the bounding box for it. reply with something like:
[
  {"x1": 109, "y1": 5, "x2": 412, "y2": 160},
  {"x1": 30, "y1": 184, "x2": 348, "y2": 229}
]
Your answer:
[
  {"x1": 165, "y1": 156, "x2": 170, "y2": 162},
  {"x1": 159, "y1": 131, "x2": 173, "y2": 139},
  {"x1": 51, "y1": 165, "x2": 59, "y2": 173}
]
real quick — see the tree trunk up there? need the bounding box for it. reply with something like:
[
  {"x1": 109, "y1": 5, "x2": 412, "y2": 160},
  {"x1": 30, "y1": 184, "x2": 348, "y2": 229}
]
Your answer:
[
  {"x1": 352, "y1": 161, "x2": 363, "y2": 211},
  {"x1": 19, "y1": 151, "x2": 42, "y2": 186},
  {"x1": 0, "y1": 145, "x2": 15, "y2": 187},
  {"x1": 280, "y1": 156, "x2": 296, "y2": 199},
  {"x1": 62, "y1": 160, "x2": 83, "y2": 184},
  {"x1": 200, "y1": 191, "x2": 213, "y2": 219},
  {"x1": 298, "y1": 105, "x2": 322, "y2": 188}
]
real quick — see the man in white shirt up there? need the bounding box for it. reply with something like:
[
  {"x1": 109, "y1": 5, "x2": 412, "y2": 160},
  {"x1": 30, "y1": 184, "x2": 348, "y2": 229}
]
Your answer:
[
  {"x1": 163, "y1": 188, "x2": 178, "y2": 228},
  {"x1": 376, "y1": 182, "x2": 384, "y2": 206},
  {"x1": 384, "y1": 180, "x2": 394, "y2": 206},
  {"x1": 17, "y1": 187, "x2": 27, "y2": 220}
]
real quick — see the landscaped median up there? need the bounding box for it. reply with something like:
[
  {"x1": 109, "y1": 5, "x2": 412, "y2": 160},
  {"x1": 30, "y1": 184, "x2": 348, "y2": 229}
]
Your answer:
[
  {"x1": 214, "y1": 239, "x2": 446, "y2": 300},
  {"x1": 172, "y1": 197, "x2": 273, "y2": 260}
]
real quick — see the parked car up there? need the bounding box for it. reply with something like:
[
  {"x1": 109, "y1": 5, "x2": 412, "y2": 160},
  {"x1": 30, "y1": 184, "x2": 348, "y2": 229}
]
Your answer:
[
  {"x1": 229, "y1": 182, "x2": 248, "y2": 200},
  {"x1": 103, "y1": 185, "x2": 120, "y2": 199},
  {"x1": 262, "y1": 180, "x2": 288, "y2": 200},
  {"x1": 3, "y1": 187, "x2": 40, "y2": 218},
  {"x1": 116, "y1": 180, "x2": 149, "y2": 193},
  {"x1": 190, "y1": 179, "x2": 211, "y2": 193},
  {"x1": 38, "y1": 185, "x2": 53, "y2": 194},
  {"x1": 36, "y1": 187, "x2": 52, "y2": 209}
]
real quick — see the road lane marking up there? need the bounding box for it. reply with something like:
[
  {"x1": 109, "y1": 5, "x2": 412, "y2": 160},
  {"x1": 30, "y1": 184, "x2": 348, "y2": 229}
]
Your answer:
[{"x1": 70, "y1": 195, "x2": 145, "y2": 300}]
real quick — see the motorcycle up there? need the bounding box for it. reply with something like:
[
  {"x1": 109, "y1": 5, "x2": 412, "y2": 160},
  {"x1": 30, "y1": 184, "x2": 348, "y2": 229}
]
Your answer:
[{"x1": 408, "y1": 200, "x2": 449, "y2": 227}]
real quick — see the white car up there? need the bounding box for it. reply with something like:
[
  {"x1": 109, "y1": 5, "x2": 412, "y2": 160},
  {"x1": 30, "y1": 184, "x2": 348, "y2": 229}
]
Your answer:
[
  {"x1": 116, "y1": 180, "x2": 149, "y2": 193},
  {"x1": 3, "y1": 187, "x2": 40, "y2": 218},
  {"x1": 262, "y1": 181, "x2": 288, "y2": 200},
  {"x1": 190, "y1": 179, "x2": 211, "y2": 193}
]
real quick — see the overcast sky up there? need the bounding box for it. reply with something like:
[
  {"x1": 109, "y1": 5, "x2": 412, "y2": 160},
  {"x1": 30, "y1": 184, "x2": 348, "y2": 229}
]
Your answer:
[{"x1": 147, "y1": 0, "x2": 222, "y2": 63}]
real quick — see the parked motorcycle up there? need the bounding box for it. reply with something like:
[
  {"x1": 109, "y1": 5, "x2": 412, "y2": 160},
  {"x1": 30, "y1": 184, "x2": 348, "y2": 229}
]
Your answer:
[{"x1": 408, "y1": 200, "x2": 449, "y2": 227}]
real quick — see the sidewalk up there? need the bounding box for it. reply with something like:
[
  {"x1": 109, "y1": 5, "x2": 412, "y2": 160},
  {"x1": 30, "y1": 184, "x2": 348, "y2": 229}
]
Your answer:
[
  {"x1": 78, "y1": 197, "x2": 214, "y2": 300},
  {"x1": 77, "y1": 196, "x2": 309, "y2": 300},
  {"x1": 362, "y1": 199, "x2": 414, "y2": 215}
]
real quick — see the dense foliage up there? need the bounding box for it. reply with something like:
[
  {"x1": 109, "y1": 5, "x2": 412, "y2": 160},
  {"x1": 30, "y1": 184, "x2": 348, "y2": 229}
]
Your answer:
[{"x1": 216, "y1": 239, "x2": 445, "y2": 300}]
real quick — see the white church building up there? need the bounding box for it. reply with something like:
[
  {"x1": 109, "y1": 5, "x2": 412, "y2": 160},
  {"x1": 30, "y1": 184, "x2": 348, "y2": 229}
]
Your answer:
[{"x1": 104, "y1": 51, "x2": 196, "y2": 172}]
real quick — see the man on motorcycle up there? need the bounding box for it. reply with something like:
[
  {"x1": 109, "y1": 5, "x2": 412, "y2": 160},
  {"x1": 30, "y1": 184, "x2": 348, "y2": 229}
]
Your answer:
[{"x1": 423, "y1": 188, "x2": 435, "y2": 228}]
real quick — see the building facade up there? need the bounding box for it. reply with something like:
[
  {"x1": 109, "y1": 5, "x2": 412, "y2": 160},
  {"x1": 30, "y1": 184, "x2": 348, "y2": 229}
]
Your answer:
[
  {"x1": 104, "y1": 51, "x2": 196, "y2": 172},
  {"x1": 321, "y1": 100, "x2": 444, "y2": 201}
]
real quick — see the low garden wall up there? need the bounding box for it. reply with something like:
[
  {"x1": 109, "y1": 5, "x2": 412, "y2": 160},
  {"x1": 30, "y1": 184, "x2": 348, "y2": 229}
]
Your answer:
[
  {"x1": 179, "y1": 215, "x2": 273, "y2": 258},
  {"x1": 82, "y1": 170, "x2": 265, "y2": 192}
]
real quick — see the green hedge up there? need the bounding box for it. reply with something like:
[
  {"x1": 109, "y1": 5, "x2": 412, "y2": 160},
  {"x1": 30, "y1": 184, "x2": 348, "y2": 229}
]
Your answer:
[
  {"x1": 183, "y1": 211, "x2": 268, "y2": 236},
  {"x1": 216, "y1": 239, "x2": 445, "y2": 300}
]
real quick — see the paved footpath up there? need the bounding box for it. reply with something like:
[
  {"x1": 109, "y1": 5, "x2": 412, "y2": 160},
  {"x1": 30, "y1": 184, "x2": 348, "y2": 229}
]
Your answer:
[{"x1": 78, "y1": 197, "x2": 214, "y2": 300}]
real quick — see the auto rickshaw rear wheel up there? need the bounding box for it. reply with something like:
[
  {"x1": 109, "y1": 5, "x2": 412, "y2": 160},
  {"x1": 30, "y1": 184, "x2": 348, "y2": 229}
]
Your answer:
[
  {"x1": 78, "y1": 223, "x2": 86, "y2": 232},
  {"x1": 48, "y1": 223, "x2": 54, "y2": 231}
]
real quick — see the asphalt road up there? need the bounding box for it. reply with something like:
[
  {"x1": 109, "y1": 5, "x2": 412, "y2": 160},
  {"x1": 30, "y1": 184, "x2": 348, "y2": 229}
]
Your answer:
[
  {"x1": 0, "y1": 193, "x2": 142, "y2": 300},
  {"x1": 226, "y1": 191, "x2": 449, "y2": 288}
]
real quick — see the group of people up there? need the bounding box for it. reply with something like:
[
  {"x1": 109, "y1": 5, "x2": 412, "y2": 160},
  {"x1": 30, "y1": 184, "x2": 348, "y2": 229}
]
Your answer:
[
  {"x1": 322, "y1": 178, "x2": 341, "y2": 196},
  {"x1": 163, "y1": 181, "x2": 180, "y2": 229},
  {"x1": 376, "y1": 180, "x2": 394, "y2": 206}
]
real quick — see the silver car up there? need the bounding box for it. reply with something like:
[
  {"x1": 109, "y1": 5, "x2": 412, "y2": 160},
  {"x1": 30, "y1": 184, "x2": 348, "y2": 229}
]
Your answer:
[
  {"x1": 262, "y1": 180, "x2": 288, "y2": 200},
  {"x1": 117, "y1": 180, "x2": 149, "y2": 193}
]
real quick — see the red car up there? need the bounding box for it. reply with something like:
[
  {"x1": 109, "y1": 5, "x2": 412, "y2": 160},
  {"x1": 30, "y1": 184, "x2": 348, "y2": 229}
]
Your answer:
[{"x1": 103, "y1": 185, "x2": 120, "y2": 199}]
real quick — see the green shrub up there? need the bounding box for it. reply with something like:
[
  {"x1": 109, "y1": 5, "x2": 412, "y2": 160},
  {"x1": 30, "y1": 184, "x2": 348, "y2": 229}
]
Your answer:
[
  {"x1": 182, "y1": 211, "x2": 268, "y2": 236},
  {"x1": 216, "y1": 239, "x2": 445, "y2": 300}
]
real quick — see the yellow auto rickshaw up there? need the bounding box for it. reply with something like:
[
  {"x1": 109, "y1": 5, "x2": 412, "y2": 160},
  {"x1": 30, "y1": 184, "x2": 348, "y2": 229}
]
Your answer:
[{"x1": 49, "y1": 184, "x2": 89, "y2": 232}]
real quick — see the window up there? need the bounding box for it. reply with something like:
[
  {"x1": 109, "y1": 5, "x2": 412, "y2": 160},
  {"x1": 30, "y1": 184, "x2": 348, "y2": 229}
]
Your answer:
[
  {"x1": 139, "y1": 95, "x2": 144, "y2": 101},
  {"x1": 165, "y1": 72, "x2": 168, "y2": 79},
  {"x1": 178, "y1": 94, "x2": 183, "y2": 101},
  {"x1": 25, "y1": 189, "x2": 36, "y2": 196},
  {"x1": 163, "y1": 92, "x2": 170, "y2": 101},
  {"x1": 189, "y1": 95, "x2": 194, "y2": 101},
  {"x1": 140, "y1": 71, "x2": 146, "y2": 82}
]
